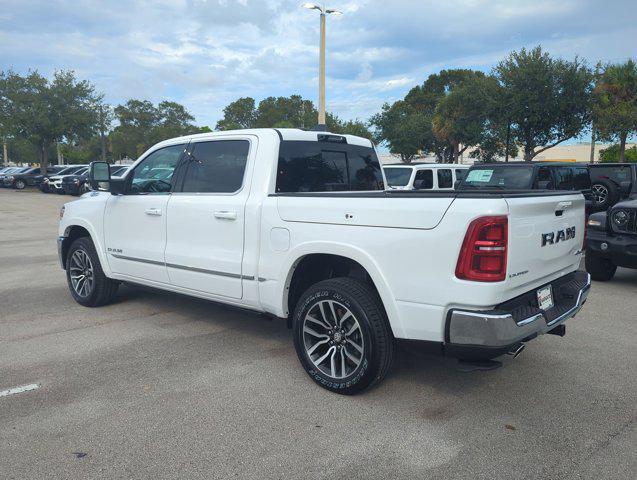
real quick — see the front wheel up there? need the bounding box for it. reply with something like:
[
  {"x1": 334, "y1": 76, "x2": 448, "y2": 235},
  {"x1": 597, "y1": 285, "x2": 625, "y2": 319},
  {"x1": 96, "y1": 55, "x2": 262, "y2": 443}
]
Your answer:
[
  {"x1": 585, "y1": 255, "x2": 617, "y2": 281},
  {"x1": 14, "y1": 179, "x2": 26, "y2": 190},
  {"x1": 66, "y1": 237, "x2": 119, "y2": 306},
  {"x1": 292, "y1": 278, "x2": 394, "y2": 394}
]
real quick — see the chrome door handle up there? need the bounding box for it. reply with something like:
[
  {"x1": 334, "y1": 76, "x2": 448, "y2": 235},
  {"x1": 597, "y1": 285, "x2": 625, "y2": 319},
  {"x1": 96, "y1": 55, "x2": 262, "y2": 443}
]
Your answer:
[
  {"x1": 145, "y1": 208, "x2": 162, "y2": 216},
  {"x1": 214, "y1": 210, "x2": 237, "y2": 220}
]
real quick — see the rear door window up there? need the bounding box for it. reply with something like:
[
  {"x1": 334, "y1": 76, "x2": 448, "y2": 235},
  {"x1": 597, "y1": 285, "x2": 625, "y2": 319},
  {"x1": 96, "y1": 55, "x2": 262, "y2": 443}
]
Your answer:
[
  {"x1": 181, "y1": 140, "x2": 250, "y2": 193},
  {"x1": 413, "y1": 169, "x2": 433, "y2": 189},
  {"x1": 536, "y1": 167, "x2": 555, "y2": 189},
  {"x1": 437, "y1": 169, "x2": 453, "y2": 188},
  {"x1": 573, "y1": 167, "x2": 591, "y2": 190},
  {"x1": 554, "y1": 167, "x2": 574, "y2": 190}
]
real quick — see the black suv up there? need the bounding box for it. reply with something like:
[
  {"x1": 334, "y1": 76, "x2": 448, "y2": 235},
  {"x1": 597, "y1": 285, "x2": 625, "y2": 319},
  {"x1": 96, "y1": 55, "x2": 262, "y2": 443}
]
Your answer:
[
  {"x1": 589, "y1": 163, "x2": 637, "y2": 210},
  {"x1": 586, "y1": 199, "x2": 637, "y2": 281},
  {"x1": 61, "y1": 169, "x2": 90, "y2": 196}
]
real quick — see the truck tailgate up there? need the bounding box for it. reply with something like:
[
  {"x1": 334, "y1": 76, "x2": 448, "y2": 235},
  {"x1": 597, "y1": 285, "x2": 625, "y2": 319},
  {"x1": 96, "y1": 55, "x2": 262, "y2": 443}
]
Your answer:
[{"x1": 505, "y1": 193, "x2": 584, "y2": 289}]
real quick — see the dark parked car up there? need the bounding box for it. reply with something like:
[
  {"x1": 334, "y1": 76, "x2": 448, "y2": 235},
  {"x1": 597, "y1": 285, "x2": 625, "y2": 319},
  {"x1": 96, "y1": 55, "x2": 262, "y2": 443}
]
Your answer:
[
  {"x1": 59, "y1": 165, "x2": 130, "y2": 195},
  {"x1": 61, "y1": 170, "x2": 90, "y2": 196},
  {"x1": 2, "y1": 167, "x2": 41, "y2": 189},
  {"x1": 44, "y1": 166, "x2": 89, "y2": 193},
  {"x1": 586, "y1": 199, "x2": 637, "y2": 281},
  {"x1": 34, "y1": 165, "x2": 71, "y2": 192},
  {"x1": 0, "y1": 167, "x2": 19, "y2": 184},
  {"x1": 458, "y1": 161, "x2": 592, "y2": 200},
  {"x1": 589, "y1": 163, "x2": 637, "y2": 210}
]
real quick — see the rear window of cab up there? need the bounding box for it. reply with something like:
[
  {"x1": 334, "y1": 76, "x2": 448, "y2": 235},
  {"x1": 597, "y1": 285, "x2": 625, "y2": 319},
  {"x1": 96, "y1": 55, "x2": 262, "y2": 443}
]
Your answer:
[{"x1": 276, "y1": 141, "x2": 383, "y2": 192}]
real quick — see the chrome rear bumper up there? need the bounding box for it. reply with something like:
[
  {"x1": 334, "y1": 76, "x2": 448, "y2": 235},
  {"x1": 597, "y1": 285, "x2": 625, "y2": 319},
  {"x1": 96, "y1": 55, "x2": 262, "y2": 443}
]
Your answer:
[{"x1": 447, "y1": 271, "x2": 591, "y2": 348}]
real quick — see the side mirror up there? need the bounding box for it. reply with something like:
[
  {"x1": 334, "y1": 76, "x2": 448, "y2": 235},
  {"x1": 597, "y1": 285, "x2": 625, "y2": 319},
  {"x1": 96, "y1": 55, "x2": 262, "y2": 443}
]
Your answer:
[{"x1": 89, "y1": 161, "x2": 111, "y2": 191}]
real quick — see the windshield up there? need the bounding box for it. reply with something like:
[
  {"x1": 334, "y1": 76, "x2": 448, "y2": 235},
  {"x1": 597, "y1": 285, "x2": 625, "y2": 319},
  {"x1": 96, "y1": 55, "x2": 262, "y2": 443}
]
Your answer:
[
  {"x1": 460, "y1": 166, "x2": 535, "y2": 190},
  {"x1": 383, "y1": 167, "x2": 413, "y2": 187}
]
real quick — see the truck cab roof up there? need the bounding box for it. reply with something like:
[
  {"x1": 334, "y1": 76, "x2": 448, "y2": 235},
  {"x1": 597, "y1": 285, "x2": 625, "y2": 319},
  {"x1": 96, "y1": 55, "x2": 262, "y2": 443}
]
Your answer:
[{"x1": 149, "y1": 128, "x2": 374, "y2": 151}]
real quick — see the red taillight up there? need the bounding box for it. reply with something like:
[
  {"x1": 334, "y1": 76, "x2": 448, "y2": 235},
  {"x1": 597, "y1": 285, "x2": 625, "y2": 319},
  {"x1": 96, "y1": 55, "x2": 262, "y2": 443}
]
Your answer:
[{"x1": 456, "y1": 216, "x2": 508, "y2": 282}]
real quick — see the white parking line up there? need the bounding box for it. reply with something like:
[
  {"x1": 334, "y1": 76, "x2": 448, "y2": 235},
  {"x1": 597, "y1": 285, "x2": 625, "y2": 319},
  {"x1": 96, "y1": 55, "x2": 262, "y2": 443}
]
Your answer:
[{"x1": 0, "y1": 383, "x2": 40, "y2": 397}]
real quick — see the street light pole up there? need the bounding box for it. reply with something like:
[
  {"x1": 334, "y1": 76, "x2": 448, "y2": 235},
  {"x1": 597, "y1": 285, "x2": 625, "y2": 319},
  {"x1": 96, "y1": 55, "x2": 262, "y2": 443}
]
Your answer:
[
  {"x1": 319, "y1": 11, "x2": 326, "y2": 126},
  {"x1": 303, "y1": 3, "x2": 341, "y2": 129}
]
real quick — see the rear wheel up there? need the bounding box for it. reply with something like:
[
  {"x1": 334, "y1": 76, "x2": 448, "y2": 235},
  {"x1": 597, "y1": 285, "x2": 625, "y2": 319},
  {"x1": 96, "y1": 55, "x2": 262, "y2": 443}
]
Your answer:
[
  {"x1": 66, "y1": 237, "x2": 119, "y2": 306},
  {"x1": 14, "y1": 179, "x2": 26, "y2": 190},
  {"x1": 585, "y1": 255, "x2": 617, "y2": 281},
  {"x1": 293, "y1": 278, "x2": 394, "y2": 394}
]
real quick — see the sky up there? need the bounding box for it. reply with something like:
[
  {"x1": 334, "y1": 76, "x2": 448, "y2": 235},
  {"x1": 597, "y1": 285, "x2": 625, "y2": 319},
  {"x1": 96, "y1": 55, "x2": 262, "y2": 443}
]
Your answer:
[{"x1": 0, "y1": 0, "x2": 636, "y2": 130}]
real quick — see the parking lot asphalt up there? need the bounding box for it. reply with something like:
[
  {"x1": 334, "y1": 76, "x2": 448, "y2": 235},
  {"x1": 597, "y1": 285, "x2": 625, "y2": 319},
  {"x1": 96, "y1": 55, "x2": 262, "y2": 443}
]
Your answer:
[{"x1": 0, "y1": 188, "x2": 635, "y2": 480}]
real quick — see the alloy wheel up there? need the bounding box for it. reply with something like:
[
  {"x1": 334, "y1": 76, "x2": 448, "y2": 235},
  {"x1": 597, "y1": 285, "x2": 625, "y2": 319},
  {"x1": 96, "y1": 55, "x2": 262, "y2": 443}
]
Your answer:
[
  {"x1": 302, "y1": 300, "x2": 365, "y2": 379},
  {"x1": 69, "y1": 249, "x2": 94, "y2": 297},
  {"x1": 592, "y1": 184, "x2": 608, "y2": 205}
]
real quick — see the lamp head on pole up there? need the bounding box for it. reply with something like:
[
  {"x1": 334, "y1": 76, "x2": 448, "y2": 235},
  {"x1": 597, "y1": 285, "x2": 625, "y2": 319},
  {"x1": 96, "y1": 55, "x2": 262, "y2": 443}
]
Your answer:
[
  {"x1": 302, "y1": 3, "x2": 322, "y2": 12},
  {"x1": 302, "y1": 3, "x2": 342, "y2": 15}
]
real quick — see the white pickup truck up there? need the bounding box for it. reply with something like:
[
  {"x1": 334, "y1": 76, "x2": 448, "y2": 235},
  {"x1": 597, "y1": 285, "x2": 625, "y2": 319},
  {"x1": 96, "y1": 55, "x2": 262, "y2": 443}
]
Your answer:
[{"x1": 58, "y1": 129, "x2": 590, "y2": 394}]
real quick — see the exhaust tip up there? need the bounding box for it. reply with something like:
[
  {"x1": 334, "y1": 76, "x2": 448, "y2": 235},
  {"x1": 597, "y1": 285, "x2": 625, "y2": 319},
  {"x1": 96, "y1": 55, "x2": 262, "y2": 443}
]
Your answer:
[{"x1": 507, "y1": 343, "x2": 525, "y2": 359}]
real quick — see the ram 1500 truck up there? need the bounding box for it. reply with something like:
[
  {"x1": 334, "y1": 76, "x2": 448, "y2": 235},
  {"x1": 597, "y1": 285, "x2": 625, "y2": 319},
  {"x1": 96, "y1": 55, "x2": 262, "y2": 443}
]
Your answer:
[{"x1": 58, "y1": 129, "x2": 591, "y2": 394}]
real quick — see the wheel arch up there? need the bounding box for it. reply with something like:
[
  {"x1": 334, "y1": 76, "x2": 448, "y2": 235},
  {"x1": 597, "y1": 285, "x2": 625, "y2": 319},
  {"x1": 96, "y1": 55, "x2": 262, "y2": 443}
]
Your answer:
[
  {"x1": 279, "y1": 244, "x2": 403, "y2": 337},
  {"x1": 61, "y1": 221, "x2": 109, "y2": 274}
]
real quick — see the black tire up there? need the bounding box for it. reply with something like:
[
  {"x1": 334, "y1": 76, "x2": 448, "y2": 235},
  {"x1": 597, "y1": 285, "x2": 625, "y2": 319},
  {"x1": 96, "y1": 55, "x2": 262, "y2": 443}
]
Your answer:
[
  {"x1": 57, "y1": 188, "x2": 66, "y2": 195},
  {"x1": 292, "y1": 277, "x2": 394, "y2": 395},
  {"x1": 66, "y1": 237, "x2": 119, "y2": 307},
  {"x1": 585, "y1": 254, "x2": 617, "y2": 281},
  {"x1": 14, "y1": 179, "x2": 26, "y2": 190},
  {"x1": 591, "y1": 180, "x2": 619, "y2": 210}
]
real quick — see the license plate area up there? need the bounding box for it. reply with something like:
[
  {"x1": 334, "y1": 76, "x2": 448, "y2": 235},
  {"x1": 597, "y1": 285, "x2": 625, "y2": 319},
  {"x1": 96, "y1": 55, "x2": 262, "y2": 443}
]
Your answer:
[{"x1": 537, "y1": 285, "x2": 554, "y2": 311}]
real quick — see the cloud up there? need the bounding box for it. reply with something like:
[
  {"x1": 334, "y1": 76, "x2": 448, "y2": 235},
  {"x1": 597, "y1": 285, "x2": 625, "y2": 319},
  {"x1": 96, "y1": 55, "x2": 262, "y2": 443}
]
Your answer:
[{"x1": 0, "y1": 0, "x2": 635, "y2": 127}]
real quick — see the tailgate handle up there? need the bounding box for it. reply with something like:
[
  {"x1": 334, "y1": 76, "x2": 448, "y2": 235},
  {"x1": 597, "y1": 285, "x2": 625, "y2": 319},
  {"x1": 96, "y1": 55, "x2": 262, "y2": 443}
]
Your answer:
[{"x1": 555, "y1": 201, "x2": 572, "y2": 216}]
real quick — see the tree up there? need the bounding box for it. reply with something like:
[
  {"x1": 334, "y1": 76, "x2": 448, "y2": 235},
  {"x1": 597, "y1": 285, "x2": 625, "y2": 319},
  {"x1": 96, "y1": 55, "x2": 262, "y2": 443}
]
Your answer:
[
  {"x1": 330, "y1": 119, "x2": 373, "y2": 140},
  {"x1": 216, "y1": 94, "x2": 372, "y2": 139},
  {"x1": 95, "y1": 100, "x2": 114, "y2": 162},
  {"x1": 370, "y1": 100, "x2": 433, "y2": 162},
  {"x1": 599, "y1": 144, "x2": 637, "y2": 163},
  {"x1": 433, "y1": 75, "x2": 495, "y2": 161},
  {"x1": 216, "y1": 97, "x2": 256, "y2": 130},
  {"x1": 592, "y1": 59, "x2": 637, "y2": 162},
  {"x1": 494, "y1": 46, "x2": 592, "y2": 161},
  {"x1": 372, "y1": 69, "x2": 486, "y2": 163},
  {"x1": 0, "y1": 70, "x2": 99, "y2": 172},
  {"x1": 110, "y1": 99, "x2": 200, "y2": 159}
]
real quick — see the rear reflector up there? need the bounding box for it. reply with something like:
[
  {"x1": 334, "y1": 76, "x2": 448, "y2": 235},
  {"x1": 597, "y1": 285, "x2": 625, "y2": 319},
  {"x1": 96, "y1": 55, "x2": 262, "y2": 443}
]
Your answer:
[{"x1": 456, "y1": 216, "x2": 508, "y2": 282}]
